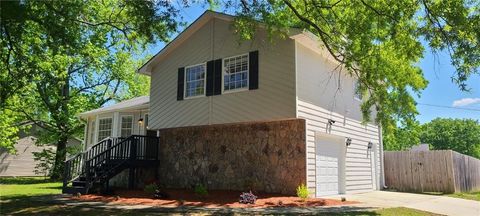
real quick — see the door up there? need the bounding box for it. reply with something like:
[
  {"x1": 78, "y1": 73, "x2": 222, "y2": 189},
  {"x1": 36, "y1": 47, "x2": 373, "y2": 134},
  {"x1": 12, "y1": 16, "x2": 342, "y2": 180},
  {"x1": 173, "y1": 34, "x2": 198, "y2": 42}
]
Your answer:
[{"x1": 315, "y1": 135, "x2": 345, "y2": 196}]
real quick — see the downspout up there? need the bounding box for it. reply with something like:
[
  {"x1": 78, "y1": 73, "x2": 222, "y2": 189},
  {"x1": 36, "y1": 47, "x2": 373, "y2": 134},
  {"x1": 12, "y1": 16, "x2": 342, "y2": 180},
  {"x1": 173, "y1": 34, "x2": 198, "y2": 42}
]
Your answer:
[{"x1": 378, "y1": 124, "x2": 387, "y2": 189}]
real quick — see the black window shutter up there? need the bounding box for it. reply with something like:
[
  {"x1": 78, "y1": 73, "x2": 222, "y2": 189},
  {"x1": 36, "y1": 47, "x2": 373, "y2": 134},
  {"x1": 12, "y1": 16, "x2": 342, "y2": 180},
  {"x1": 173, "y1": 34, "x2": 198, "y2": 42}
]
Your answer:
[
  {"x1": 249, "y1": 50, "x2": 259, "y2": 90},
  {"x1": 213, "y1": 59, "x2": 222, "y2": 95},
  {"x1": 206, "y1": 60, "x2": 215, "y2": 96},
  {"x1": 177, "y1": 67, "x2": 185, "y2": 101}
]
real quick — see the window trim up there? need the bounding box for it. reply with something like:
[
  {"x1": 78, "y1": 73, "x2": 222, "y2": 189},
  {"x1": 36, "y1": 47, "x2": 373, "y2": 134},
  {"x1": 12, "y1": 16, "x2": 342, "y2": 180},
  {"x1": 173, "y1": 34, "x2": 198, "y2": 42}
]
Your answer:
[
  {"x1": 354, "y1": 80, "x2": 362, "y2": 101},
  {"x1": 120, "y1": 115, "x2": 134, "y2": 138},
  {"x1": 97, "y1": 117, "x2": 113, "y2": 142},
  {"x1": 221, "y1": 53, "x2": 250, "y2": 94},
  {"x1": 183, "y1": 63, "x2": 207, "y2": 99},
  {"x1": 89, "y1": 120, "x2": 95, "y2": 146}
]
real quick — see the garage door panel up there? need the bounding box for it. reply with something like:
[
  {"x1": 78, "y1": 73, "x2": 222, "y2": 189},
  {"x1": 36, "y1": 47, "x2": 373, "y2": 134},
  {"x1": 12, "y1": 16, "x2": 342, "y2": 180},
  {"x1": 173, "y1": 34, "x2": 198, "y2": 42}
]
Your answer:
[{"x1": 315, "y1": 135, "x2": 345, "y2": 197}]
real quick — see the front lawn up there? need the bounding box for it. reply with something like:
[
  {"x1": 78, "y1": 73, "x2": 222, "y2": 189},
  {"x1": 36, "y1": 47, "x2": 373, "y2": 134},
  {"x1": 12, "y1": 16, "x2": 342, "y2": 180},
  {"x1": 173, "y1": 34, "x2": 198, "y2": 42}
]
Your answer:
[
  {"x1": 0, "y1": 177, "x2": 439, "y2": 216},
  {"x1": 447, "y1": 191, "x2": 480, "y2": 201},
  {"x1": 373, "y1": 207, "x2": 440, "y2": 216},
  {"x1": 0, "y1": 177, "x2": 62, "y2": 198}
]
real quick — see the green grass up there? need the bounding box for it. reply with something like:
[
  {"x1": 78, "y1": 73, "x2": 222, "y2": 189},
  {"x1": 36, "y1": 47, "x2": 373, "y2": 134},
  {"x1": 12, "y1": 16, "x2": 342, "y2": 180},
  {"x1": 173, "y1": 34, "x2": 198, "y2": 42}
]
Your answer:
[
  {"x1": 0, "y1": 177, "x2": 62, "y2": 198},
  {"x1": 321, "y1": 207, "x2": 440, "y2": 216},
  {"x1": 374, "y1": 207, "x2": 440, "y2": 216},
  {"x1": 447, "y1": 191, "x2": 480, "y2": 201},
  {"x1": 0, "y1": 177, "x2": 439, "y2": 215}
]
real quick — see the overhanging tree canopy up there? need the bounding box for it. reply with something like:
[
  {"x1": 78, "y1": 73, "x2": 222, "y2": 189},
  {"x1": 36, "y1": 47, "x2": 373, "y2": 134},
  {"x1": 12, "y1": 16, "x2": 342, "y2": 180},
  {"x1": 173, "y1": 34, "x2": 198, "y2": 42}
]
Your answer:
[
  {"x1": 221, "y1": 0, "x2": 479, "y2": 148},
  {"x1": 0, "y1": 0, "x2": 185, "y2": 178}
]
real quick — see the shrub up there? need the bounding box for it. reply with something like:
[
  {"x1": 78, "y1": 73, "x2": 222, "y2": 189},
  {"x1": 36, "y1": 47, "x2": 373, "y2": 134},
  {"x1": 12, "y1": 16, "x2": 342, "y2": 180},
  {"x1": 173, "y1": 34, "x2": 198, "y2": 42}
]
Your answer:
[
  {"x1": 144, "y1": 183, "x2": 158, "y2": 194},
  {"x1": 239, "y1": 191, "x2": 257, "y2": 204},
  {"x1": 296, "y1": 183, "x2": 309, "y2": 201},
  {"x1": 194, "y1": 184, "x2": 208, "y2": 197}
]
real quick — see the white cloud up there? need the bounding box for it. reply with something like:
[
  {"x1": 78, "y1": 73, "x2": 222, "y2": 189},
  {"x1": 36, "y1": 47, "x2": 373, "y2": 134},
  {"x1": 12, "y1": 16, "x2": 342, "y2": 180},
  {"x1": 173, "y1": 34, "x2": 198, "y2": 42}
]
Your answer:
[{"x1": 452, "y1": 98, "x2": 480, "y2": 107}]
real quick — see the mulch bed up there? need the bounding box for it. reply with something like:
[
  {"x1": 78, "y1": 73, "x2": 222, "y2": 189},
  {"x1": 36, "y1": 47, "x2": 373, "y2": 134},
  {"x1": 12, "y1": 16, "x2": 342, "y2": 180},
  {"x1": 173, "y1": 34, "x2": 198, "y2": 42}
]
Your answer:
[{"x1": 72, "y1": 189, "x2": 357, "y2": 208}]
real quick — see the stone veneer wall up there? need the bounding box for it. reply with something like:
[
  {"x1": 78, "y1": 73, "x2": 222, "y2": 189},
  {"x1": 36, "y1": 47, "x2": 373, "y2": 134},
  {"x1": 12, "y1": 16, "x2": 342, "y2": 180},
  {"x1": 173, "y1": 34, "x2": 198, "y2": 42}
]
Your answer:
[{"x1": 157, "y1": 118, "x2": 306, "y2": 195}]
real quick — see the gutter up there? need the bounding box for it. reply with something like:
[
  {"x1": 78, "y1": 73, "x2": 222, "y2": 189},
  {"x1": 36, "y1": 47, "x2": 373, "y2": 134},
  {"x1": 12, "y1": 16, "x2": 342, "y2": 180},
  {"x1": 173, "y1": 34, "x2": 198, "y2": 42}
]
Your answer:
[{"x1": 378, "y1": 124, "x2": 387, "y2": 189}]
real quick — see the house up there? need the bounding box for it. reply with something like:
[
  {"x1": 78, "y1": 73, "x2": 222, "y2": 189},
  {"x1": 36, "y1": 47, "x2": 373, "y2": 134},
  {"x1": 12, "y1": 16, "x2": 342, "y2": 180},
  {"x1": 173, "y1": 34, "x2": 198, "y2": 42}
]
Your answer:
[
  {"x1": 69, "y1": 11, "x2": 383, "y2": 197},
  {"x1": 409, "y1": 144, "x2": 430, "y2": 151},
  {"x1": 0, "y1": 122, "x2": 81, "y2": 177},
  {"x1": 79, "y1": 96, "x2": 150, "y2": 149}
]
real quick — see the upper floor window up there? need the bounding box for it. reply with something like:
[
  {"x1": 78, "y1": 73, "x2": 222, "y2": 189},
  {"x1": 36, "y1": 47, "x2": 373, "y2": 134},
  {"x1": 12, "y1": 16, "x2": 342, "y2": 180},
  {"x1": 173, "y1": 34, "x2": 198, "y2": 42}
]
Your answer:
[
  {"x1": 223, "y1": 54, "x2": 248, "y2": 92},
  {"x1": 121, "y1": 115, "x2": 133, "y2": 137},
  {"x1": 354, "y1": 80, "x2": 362, "y2": 101},
  {"x1": 98, "y1": 118, "x2": 112, "y2": 141},
  {"x1": 185, "y1": 63, "x2": 206, "y2": 98}
]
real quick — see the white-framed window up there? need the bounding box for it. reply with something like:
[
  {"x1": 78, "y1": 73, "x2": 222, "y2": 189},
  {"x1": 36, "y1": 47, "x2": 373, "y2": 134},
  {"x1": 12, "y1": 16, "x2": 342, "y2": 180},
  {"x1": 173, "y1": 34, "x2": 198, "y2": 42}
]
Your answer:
[
  {"x1": 223, "y1": 53, "x2": 249, "y2": 92},
  {"x1": 120, "y1": 115, "x2": 133, "y2": 137},
  {"x1": 97, "y1": 118, "x2": 112, "y2": 141},
  {"x1": 89, "y1": 120, "x2": 95, "y2": 145},
  {"x1": 185, "y1": 63, "x2": 206, "y2": 98},
  {"x1": 354, "y1": 80, "x2": 362, "y2": 101}
]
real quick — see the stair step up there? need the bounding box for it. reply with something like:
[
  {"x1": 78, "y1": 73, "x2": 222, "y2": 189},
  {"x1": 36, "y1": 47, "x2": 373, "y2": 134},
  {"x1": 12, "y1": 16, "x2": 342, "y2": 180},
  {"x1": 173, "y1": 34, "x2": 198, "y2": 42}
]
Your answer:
[
  {"x1": 72, "y1": 180, "x2": 86, "y2": 187},
  {"x1": 62, "y1": 186, "x2": 88, "y2": 195}
]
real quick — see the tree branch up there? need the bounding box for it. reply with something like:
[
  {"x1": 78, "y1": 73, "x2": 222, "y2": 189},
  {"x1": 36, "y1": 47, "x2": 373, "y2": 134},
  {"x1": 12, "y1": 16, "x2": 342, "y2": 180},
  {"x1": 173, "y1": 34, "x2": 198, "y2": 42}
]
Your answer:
[{"x1": 282, "y1": 0, "x2": 344, "y2": 62}]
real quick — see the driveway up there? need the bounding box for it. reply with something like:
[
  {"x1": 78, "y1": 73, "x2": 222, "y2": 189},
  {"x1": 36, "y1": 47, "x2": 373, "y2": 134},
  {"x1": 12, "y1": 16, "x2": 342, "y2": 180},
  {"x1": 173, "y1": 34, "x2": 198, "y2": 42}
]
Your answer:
[{"x1": 327, "y1": 191, "x2": 480, "y2": 216}]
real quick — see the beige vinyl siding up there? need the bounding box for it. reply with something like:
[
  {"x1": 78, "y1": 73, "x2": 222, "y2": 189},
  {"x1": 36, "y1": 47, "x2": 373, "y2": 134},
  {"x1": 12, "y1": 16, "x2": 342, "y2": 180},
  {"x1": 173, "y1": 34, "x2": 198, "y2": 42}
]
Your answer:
[
  {"x1": 149, "y1": 18, "x2": 296, "y2": 129},
  {"x1": 0, "y1": 137, "x2": 53, "y2": 176},
  {"x1": 0, "y1": 125, "x2": 81, "y2": 177},
  {"x1": 295, "y1": 42, "x2": 381, "y2": 195}
]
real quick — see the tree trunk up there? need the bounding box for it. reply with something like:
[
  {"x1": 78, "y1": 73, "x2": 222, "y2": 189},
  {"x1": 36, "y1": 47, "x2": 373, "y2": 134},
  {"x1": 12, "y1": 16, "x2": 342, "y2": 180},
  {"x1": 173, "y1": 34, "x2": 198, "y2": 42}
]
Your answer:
[
  {"x1": 50, "y1": 137, "x2": 67, "y2": 180},
  {"x1": 50, "y1": 73, "x2": 71, "y2": 180}
]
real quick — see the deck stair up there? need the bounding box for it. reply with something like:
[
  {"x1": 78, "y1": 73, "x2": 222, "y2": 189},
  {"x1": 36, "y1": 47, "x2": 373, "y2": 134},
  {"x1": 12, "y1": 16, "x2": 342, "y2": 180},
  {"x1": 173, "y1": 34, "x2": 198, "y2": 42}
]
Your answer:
[{"x1": 62, "y1": 135, "x2": 159, "y2": 194}]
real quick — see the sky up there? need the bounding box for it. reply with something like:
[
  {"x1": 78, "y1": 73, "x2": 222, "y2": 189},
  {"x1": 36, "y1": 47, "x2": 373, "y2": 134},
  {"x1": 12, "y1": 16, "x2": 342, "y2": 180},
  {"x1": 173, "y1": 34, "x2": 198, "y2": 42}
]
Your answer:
[
  {"x1": 416, "y1": 47, "x2": 480, "y2": 123},
  {"x1": 147, "y1": 5, "x2": 480, "y2": 124}
]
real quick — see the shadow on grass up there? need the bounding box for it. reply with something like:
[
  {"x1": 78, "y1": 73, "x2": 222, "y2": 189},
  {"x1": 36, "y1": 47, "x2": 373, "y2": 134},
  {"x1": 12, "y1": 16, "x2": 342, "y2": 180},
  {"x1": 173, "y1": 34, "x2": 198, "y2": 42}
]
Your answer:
[
  {"x1": 131, "y1": 205, "x2": 381, "y2": 216},
  {"x1": 0, "y1": 177, "x2": 55, "y2": 185},
  {"x1": 42, "y1": 185, "x2": 64, "y2": 190},
  {"x1": 1, "y1": 194, "x2": 136, "y2": 216}
]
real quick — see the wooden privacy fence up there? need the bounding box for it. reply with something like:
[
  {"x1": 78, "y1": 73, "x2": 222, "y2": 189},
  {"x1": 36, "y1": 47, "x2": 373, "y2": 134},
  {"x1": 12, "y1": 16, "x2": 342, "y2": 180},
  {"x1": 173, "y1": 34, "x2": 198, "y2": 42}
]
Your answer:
[{"x1": 384, "y1": 150, "x2": 480, "y2": 193}]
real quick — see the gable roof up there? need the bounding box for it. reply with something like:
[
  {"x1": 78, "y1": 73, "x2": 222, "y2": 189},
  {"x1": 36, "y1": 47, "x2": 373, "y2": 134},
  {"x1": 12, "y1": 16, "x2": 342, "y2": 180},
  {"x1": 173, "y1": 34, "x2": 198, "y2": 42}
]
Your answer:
[
  {"x1": 137, "y1": 11, "x2": 235, "y2": 75},
  {"x1": 78, "y1": 96, "x2": 149, "y2": 118},
  {"x1": 137, "y1": 10, "x2": 333, "y2": 75}
]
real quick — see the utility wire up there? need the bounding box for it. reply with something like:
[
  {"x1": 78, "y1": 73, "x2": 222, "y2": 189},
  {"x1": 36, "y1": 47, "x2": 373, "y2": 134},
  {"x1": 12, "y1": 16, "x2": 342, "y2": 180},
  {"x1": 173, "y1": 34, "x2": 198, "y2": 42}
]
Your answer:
[{"x1": 417, "y1": 103, "x2": 480, "y2": 112}]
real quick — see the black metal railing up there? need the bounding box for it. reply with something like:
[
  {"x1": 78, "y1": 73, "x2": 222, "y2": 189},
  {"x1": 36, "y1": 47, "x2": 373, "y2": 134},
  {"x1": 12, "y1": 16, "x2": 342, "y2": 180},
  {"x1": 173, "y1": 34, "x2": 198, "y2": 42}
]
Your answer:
[
  {"x1": 63, "y1": 135, "x2": 159, "y2": 191},
  {"x1": 85, "y1": 137, "x2": 125, "y2": 162},
  {"x1": 63, "y1": 153, "x2": 84, "y2": 188}
]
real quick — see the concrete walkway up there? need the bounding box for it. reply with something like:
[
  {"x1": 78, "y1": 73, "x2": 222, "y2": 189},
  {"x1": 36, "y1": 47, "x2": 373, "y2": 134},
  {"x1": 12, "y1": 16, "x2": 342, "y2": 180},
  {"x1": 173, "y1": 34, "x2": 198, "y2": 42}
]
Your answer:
[{"x1": 324, "y1": 191, "x2": 480, "y2": 216}]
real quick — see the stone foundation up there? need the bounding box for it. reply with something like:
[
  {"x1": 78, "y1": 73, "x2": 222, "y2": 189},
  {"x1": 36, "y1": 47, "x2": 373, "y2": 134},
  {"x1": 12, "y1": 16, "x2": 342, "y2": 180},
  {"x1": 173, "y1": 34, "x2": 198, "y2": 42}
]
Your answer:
[{"x1": 156, "y1": 118, "x2": 306, "y2": 195}]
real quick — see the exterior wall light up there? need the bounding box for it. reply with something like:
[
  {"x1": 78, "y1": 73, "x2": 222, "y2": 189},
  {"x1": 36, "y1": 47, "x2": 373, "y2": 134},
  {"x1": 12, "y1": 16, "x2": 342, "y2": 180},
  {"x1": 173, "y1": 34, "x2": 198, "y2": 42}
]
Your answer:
[
  {"x1": 346, "y1": 138, "x2": 352, "y2": 146},
  {"x1": 326, "y1": 119, "x2": 336, "y2": 133},
  {"x1": 368, "y1": 142, "x2": 373, "y2": 150},
  {"x1": 328, "y1": 119, "x2": 336, "y2": 125},
  {"x1": 138, "y1": 118, "x2": 144, "y2": 125}
]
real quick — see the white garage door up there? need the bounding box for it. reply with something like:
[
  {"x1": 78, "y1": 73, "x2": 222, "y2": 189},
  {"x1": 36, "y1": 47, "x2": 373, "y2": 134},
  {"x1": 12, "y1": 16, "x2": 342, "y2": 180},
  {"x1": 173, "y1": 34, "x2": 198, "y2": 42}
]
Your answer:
[{"x1": 316, "y1": 135, "x2": 345, "y2": 196}]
